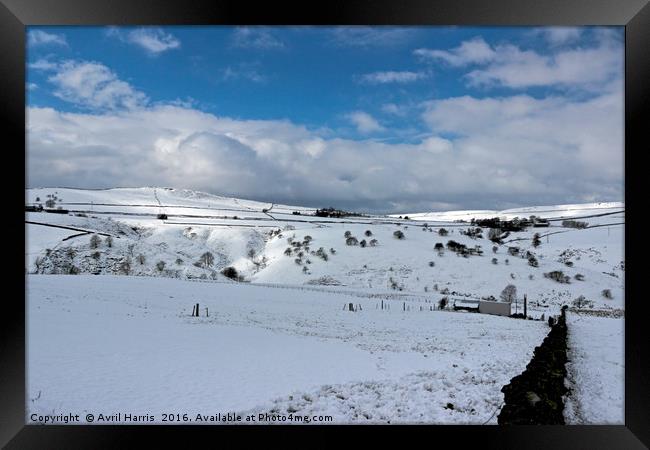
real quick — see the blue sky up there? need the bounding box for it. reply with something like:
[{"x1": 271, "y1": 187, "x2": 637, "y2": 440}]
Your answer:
[{"x1": 26, "y1": 26, "x2": 624, "y2": 213}]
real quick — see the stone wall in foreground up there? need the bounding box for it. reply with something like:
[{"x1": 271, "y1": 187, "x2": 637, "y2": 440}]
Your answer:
[{"x1": 497, "y1": 306, "x2": 569, "y2": 425}]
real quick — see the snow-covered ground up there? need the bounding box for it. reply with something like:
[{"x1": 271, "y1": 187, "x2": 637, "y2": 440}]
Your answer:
[
  {"x1": 27, "y1": 275, "x2": 548, "y2": 424},
  {"x1": 24, "y1": 187, "x2": 625, "y2": 424},
  {"x1": 564, "y1": 312, "x2": 624, "y2": 424}
]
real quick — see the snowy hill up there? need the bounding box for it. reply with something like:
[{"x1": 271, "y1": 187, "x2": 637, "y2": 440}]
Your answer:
[{"x1": 26, "y1": 187, "x2": 625, "y2": 313}]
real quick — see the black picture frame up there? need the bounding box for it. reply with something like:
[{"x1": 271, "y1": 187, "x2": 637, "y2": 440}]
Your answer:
[{"x1": 4, "y1": 0, "x2": 648, "y2": 447}]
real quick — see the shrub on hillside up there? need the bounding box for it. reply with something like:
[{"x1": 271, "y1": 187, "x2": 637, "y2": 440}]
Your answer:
[
  {"x1": 544, "y1": 270, "x2": 571, "y2": 284},
  {"x1": 562, "y1": 220, "x2": 588, "y2": 229},
  {"x1": 346, "y1": 237, "x2": 359, "y2": 246},
  {"x1": 393, "y1": 230, "x2": 405, "y2": 240},
  {"x1": 221, "y1": 266, "x2": 243, "y2": 281},
  {"x1": 572, "y1": 295, "x2": 593, "y2": 308},
  {"x1": 461, "y1": 227, "x2": 483, "y2": 239}
]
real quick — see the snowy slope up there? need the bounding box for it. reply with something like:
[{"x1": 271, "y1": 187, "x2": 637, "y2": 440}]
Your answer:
[{"x1": 26, "y1": 187, "x2": 624, "y2": 314}]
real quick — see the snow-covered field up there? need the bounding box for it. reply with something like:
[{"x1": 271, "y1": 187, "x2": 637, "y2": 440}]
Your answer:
[
  {"x1": 564, "y1": 312, "x2": 624, "y2": 424},
  {"x1": 24, "y1": 187, "x2": 625, "y2": 424},
  {"x1": 27, "y1": 275, "x2": 547, "y2": 424}
]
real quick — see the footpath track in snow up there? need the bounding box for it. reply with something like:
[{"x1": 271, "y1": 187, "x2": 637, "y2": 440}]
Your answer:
[{"x1": 563, "y1": 312, "x2": 624, "y2": 424}]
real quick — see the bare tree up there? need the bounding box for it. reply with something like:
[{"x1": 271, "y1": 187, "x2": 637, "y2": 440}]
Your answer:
[
  {"x1": 500, "y1": 284, "x2": 517, "y2": 303},
  {"x1": 119, "y1": 257, "x2": 132, "y2": 275},
  {"x1": 89, "y1": 234, "x2": 101, "y2": 249},
  {"x1": 199, "y1": 252, "x2": 214, "y2": 268}
]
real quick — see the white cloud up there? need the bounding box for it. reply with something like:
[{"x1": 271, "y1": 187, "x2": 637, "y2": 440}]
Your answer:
[
  {"x1": 421, "y1": 88, "x2": 624, "y2": 183},
  {"x1": 465, "y1": 42, "x2": 622, "y2": 89},
  {"x1": 416, "y1": 33, "x2": 622, "y2": 90},
  {"x1": 360, "y1": 70, "x2": 427, "y2": 84},
  {"x1": 28, "y1": 30, "x2": 68, "y2": 47},
  {"x1": 26, "y1": 79, "x2": 623, "y2": 213},
  {"x1": 33, "y1": 59, "x2": 148, "y2": 111},
  {"x1": 533, "y1": 27, "x2": 582, "y2": 46},
  {"x1": 108, "y1": 27, "x2": 180, "y2": 54},
  {"x1": 381, "y1": 103, "x2": 404, "y2": 116},
  {"x1": 218, "y1": 65, "x2": 266, "y2": 83},
  {"x1": 232, "y1": 27, "x2": 285, "y2": 49},
  {"x1": 330, "y1": 26, "x2": 415, "y2": 48},
  {"x1": 29, "y1": 59, "x2": 58, "y2": 71},
  {"x1": 346, "y1": 111, "x2": 385, "y2": 134},
  {"x1": 26, "y1": 82, "x2": 38, "y2": 90},
  {"x1": 414, "y1": 37, "x2": 495, "y2": 66}
]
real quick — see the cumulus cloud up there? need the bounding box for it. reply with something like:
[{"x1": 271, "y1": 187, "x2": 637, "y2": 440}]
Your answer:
[
  {"x1": 231, "y1": 27, "x2": 285, "y2": 49},
  {"x1": 107, "y1": 27, "x2": 180, "y2": 54},
  {"x1": 28, "y1": 30, "x2": 68, "y2": 47},
  {"x1": 32, "y1": 59, "x2": 148, "y2": 111},
  {"x1": 26, "y1": 81, "x2": 623, "y2": 213},
  {"x1": 421, "y1": 87, "x2": 624, "y2": 188},
  {"x1": 415, "y1": 33, "x2": 622, "y2": 90},
  {"x1": 345, "y1": 111, "x2": 385, "y2": 134},
  {"x1": 360, "y1": 70, "x2": 427, "y2": 84}
]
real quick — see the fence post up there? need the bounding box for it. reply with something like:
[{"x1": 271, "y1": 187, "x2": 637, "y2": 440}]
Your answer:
[{"x1": 524, "y1": 294, "x2": 527, "y2": 319}]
